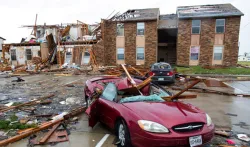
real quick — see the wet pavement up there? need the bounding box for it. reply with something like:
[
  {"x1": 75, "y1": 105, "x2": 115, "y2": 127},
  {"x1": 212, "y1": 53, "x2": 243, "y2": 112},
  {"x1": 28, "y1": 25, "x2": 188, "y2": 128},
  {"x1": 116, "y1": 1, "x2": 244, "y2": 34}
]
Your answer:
[{"x1": 0, "y1": 74, "x2": 250, "y2": 146}]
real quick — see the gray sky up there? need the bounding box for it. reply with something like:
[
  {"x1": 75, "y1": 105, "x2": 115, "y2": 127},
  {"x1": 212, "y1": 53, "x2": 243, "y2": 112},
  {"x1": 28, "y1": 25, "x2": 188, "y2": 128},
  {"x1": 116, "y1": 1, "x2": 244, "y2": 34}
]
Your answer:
[{"x1": 0, "y1": 0, "x2": 249, "y2": 54}]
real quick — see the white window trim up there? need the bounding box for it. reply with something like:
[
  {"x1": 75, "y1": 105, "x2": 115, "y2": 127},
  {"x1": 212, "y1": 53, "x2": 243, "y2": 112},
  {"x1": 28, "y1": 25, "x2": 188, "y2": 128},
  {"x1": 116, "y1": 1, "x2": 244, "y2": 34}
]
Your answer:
[
  {"x1": 215, "y1": 19, "x2": 225, "y2": 34},
  {"x1": 189, "y1": 46, "x2": 200, "y2": 61},
  {"x1": 137, "y1": 22, "x2": 145, "y2": 36},
  {"x1": 25, "y1": 49, "x2": 32, "y2": 61},
  {"x1": 116, "y1": 48, "x2": 125, "y2": 61},
  {"x1": 10, "y1": 49, "x2": 17, "y2": 61},
  {"x1": 136, "y1": 47, "x2": 145, "y2": 61},
  {"x1": 116, "y1": 23, "x2": 124, "y2": 36},
  {"x1": 191, "y1": 20, "x2": 201, "y2": 34},
  {"x1": 212, "y1": 45, "x2": 224, "y2": 61}
]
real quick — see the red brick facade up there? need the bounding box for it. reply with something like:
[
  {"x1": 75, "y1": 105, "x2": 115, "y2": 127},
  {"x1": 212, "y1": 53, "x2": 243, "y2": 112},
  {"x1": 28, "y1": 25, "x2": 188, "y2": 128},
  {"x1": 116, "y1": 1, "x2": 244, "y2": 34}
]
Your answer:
[
  {"x1": 102, "y1": 20, "x2": 158, "y2": 67},
  {"x1": 177, "y1": 16, "x2": 241, "y2": 66}
]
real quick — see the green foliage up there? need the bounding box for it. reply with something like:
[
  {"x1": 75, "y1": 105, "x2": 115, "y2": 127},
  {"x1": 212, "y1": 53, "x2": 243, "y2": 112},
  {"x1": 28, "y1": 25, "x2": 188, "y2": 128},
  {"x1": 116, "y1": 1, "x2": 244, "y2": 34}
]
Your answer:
[
  {"x1": 238, "y1": 61, "x2": 250, "y2": 66},
  {"x1": 176, "y1": 66, "x2": 250, "y2": 75},
  {"x1": 10, "y1": 115, "x2": 18, "y2": 122}
]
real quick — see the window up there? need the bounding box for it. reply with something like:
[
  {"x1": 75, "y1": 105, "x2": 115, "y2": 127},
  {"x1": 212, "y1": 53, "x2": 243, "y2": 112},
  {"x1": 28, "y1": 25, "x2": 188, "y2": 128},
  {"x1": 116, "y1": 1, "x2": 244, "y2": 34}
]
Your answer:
[
  {"x1": 216, "y1": 19, "x2": 225, "y2": 33},
  {"x1": 117, "y1": 48, "x2": 124, "y2": 60},
  {"x1": 83, "y1": 51, "x2": 90, "y2": 64},
  {"x1": 192, "y1": 20, "x2": 201, "y2": 34},
  {"x1": 190, "y1": 46, "x2": 200, "y2": 60},
  {"x1": 26, "y1": 49, "x2": 32, "y2": 60},
  {"x1": 137, "y1": 22, "x2": 144, "y2": 35},
  {"x1": 11, "y1": 50, "x2": 17, "y2": 61},
  {"x1": 101, "y1": 83, "x2": 117, "y2": 101},
  {"x1": 136, "y1": 47, "x2": 144, "y2": 60},
  {"x1": 116, "y1": 23, "x2": 124, "y2": 36},
  {"x1": 213, "y1": 46, "x2": 223, "y2": 60}
]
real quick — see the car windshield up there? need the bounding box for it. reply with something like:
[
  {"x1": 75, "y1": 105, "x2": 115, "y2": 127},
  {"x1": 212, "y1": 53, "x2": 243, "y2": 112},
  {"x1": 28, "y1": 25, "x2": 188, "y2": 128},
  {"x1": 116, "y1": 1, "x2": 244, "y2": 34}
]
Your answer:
[
  {"x1": 152, "y1": 63, "x2": 171, "y2": 70},
  {"x1": 120, "y1": 94, "x2": 165, "y2": 103}
]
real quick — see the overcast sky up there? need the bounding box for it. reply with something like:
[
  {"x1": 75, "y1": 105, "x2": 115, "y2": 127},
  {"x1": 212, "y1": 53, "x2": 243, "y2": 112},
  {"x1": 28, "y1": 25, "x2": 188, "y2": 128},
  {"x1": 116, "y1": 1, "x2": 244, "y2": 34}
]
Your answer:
[{"x1": 0, "y1": 0, "x2": 249, "y2": 54}]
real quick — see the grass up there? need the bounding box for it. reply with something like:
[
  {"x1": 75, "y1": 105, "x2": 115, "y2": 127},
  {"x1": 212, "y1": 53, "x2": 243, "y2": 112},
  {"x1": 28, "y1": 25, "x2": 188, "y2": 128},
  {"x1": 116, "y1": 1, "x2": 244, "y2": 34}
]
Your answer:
[
  {"x1": 175, "y1": 66, "x2": 250, "y2": 75},
  {"x1": 238, "y1": 61, "x2": 250, "y2": 66}
]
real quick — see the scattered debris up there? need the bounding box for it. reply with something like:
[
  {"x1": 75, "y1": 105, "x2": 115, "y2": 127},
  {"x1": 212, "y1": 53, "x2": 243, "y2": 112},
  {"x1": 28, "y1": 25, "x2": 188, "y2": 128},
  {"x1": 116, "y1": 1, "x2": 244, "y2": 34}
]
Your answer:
[
  {"x1": 225, "y1": 113, "x2": 238, "y2": 117},
  {"x1": 237, "y1": 134, "x2": 250, "y2": 142}
]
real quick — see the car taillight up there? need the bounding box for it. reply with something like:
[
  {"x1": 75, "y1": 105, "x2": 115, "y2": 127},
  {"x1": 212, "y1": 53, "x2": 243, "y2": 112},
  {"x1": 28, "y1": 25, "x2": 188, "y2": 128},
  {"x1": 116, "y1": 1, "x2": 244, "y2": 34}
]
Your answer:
[
  {"x1": 149, "y1": 71, "x2": 154, "y2": 76},
  {"x1": 167, "y1": 71, "x2": 173, "y2": 76}
]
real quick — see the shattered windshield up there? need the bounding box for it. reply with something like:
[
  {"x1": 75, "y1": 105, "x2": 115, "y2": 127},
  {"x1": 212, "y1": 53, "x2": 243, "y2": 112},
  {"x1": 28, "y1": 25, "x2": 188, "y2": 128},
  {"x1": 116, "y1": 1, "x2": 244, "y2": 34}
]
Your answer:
[{"x1": 119, "y1": 94, "x2": 165, "y2": 103}]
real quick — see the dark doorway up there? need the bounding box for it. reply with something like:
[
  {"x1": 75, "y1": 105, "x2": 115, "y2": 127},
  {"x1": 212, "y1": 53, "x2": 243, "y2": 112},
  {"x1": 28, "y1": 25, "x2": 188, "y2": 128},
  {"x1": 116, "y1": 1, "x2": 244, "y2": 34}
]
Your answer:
[{"x1": 158, "y1": 28, "x2": 177, "y2": 64}]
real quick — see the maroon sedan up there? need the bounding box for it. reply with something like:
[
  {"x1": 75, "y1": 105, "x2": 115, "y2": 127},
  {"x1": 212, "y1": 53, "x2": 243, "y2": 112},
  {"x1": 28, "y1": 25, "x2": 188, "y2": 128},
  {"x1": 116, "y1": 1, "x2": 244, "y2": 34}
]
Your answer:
[{"x1": 85, "y1": 76, "x2": 214, "y2": 147}]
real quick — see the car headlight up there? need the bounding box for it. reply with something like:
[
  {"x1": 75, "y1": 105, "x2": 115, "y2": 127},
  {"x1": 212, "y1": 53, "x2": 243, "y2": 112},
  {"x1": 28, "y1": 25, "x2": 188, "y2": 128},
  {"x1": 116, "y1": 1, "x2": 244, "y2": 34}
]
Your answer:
[
  {"x1": 138, "y1": 120, "x2": 169, "y2": 133},
  {"x1": 206, "y1": 114, "x2": 212, "y2": 126}
]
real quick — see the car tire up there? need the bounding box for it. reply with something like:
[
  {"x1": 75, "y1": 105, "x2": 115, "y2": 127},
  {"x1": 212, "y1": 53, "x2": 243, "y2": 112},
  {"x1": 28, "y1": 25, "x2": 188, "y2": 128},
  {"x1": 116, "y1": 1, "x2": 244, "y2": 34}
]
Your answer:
[{"x1": 116, "y1": 120, "x2": 132, "y2": 147}]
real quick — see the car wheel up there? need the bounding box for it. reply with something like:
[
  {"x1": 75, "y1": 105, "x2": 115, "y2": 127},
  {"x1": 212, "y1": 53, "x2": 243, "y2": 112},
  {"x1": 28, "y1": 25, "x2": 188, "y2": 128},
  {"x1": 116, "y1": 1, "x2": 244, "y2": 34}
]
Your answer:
[{"x1": 116, "y1": 120, "x2": 131, "y2": 147}]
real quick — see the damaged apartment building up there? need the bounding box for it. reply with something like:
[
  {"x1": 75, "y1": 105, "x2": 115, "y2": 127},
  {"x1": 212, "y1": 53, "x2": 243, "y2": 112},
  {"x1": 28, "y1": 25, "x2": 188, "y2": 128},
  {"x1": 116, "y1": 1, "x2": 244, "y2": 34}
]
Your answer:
[
  {"x1": 100, "y1": 3, "x2": 243, "y2": 67},
  {"x1": 5, "y1": 3, "x2": 244, "y2": 67},
  {"x1": 7, "y1": 22, "x2": 101, "y2": 66}
]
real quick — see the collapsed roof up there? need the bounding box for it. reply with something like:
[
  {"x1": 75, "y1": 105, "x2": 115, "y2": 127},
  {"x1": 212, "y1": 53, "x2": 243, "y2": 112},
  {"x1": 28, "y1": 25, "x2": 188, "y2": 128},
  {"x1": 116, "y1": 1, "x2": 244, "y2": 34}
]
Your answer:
[
  {"x1": 110, "y1": 8, "x2": 160, "y2": 22},
  {"x1": 158, "y1": 14, "x2": 178, "y2": 29},
  {"x1": 177, "y1": 3, "x2": 244, "y2": 19}
]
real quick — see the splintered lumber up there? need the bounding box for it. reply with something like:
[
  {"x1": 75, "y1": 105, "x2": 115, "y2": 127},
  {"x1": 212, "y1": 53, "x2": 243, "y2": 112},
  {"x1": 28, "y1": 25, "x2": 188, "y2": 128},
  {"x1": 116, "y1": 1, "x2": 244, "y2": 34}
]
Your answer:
[
  {"x1": 0, "y1": 106, "x2": 86, "y2": 146},
  {"x1": 170, "y1": 79, "x2": 201, "y2": 100},
  {"x1": 162, "y1": 95, "x2": 197, "y2": 101},
  {"x1": 131, "y1": 67, "x2": 144, "y2": 76},
  {"x1": 121, "y1": 64, "x2": 136, "y2": 86},
  {"x1": 39, "y1": 123, "x2": 61, "y2": 144},
  {"x1": 0, "y1": 94, "x2": 54, "y2": 113},
  {"x1": 136, "y1": 74, "x2": 154, "y2": 90}
]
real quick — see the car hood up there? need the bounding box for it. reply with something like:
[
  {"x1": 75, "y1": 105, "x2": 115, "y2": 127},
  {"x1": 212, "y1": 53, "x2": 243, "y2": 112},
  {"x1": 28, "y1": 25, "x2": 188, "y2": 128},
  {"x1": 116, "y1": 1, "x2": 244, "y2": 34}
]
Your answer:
[{"x1": 122, "y1": 101, "x2": 207, "y2": 128}]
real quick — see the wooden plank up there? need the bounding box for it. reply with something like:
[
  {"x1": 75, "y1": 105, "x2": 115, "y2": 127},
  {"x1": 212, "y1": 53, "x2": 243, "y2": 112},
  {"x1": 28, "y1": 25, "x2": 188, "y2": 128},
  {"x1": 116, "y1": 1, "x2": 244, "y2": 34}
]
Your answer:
[
  {"x1": 39, "y1": 123, "x2": 61, "y2": 144},
  {"x1": 162, "y1": 95, "x2": 197, "y2": 101},
  {"x1": 0, "y1": 94, "x2": 54, "y2": 113}
]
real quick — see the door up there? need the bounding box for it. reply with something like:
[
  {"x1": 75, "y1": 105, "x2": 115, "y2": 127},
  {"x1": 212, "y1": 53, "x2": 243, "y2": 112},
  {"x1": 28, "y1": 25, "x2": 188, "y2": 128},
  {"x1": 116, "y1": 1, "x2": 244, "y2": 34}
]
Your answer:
[
  {"x1": 17, "y1": 47, "x2": 26, "y2": 65},
  {"x1": 98, "y1": 83, "x2": 118, "y2": 129},
  {"x1": 86, "y1": 99, "x2": 99, "y2": 127}
]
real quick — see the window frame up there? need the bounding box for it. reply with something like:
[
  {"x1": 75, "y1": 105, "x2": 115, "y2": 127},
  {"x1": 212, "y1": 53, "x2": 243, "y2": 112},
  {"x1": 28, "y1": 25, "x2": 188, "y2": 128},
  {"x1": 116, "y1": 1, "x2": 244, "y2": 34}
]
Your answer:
[
  {"x1": 215, "y1": 19, "x2": 225, "y2": 34},
  {"x1": 26, "y1": 49, "x2": 32, "y2": 60},
  {"x1": 136, "y1": 47, "x2": 145, "y2": 60},
  {"x1": 11, "y1": 49, "x2": 17, "y2": 61},
  {"x1": 213, "y1": 45, "x2": 224, "y2": 61},
  {"x1": 190, "y1": 46, "x2": 200, "y2": 60},
  {"x1": 116, "y1": 23, "x2": 124, "y2": 36},
  {"x1": 191, "y1": 20, "x2": 201, "y2": 34},
  {"x1": 137, "y1": 22, "x2": 145, "y2": 36},
  {"x1": 117, "y1": 48, "x2": 125, "y2": 60}
]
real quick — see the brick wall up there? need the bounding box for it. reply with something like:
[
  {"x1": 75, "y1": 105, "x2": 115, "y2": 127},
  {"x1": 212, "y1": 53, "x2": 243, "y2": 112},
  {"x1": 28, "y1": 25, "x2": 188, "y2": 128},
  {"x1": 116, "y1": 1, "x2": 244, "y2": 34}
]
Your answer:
[
  {"x1": 199, "y1": 19, "x2": 215, "y2": 66},
  {"x1": 103, "y1": 21, "x2": 116, "y2": 65},
  {"x1": 177, "y1": 20, "x2": 191, "y2": 66},
  {"x1": 224, "y1": 16, "x2": 241, "y2": 66},
  {"x1": 124, "y1": 22, "x2": 136, "y2": 65},
  {"x1": 177, "y1": 17, "x2": 241, "y2": 66},
  {"x1": 145, "y1": 21, "x2": 157, "y2": 67},
  {"x1": 92, "y1": 40, "x2": 104, "y2": 66}
]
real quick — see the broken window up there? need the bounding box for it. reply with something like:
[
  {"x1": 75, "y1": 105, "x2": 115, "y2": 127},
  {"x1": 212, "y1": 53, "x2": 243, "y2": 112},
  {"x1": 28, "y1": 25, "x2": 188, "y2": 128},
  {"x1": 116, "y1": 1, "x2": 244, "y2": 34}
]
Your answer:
[
  {"x1": 192, "y1": 20, "x2": 201, "y2": 34},
  {"x1": 101, "y1": 83, "x2": 117, "y2": 101},
  {"x1": 117, "y1": 23, "x2": 124, "y2": 36},
  {"x1": 216, "y1": 19, "x2": 225, "y2": 33},
  {"x1": 26, "y1": 49, "x2": 32, "y2": 60},
  {"x1": 11, "y1": 50, "x2": 16, "y2": 61},
  {"x1": 136, "y1": 47, "x2": 144, "y2": 60},
  {"x1": 213, "y1": 46, "x2": 223, "y2": 60},
  {"x1": 117, "y1": 48, "x2": 124, "y2": 60},
  {"x1": 137, "y1": 22, "x2": 144, "y2": 35},
  {"x1": 190, "y1": 46, "x2": 200, "y2": 60}
]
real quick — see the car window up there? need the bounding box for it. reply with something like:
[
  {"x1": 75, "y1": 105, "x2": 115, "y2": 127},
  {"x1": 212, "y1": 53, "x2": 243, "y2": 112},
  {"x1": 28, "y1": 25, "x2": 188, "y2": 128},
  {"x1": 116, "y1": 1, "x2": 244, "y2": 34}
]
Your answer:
[
  {"x1": 151, "y1": 63, "x2": 171, "y2": 70},
  {"x1": 101, "y1": 83, "x2": 117, "y2": 101},
  {"x1": 120, "y1": 94, "x2": 164, "y2": 103},
  {"x1": 150, "y1": 85, "x2": 170, "y2": 97}
]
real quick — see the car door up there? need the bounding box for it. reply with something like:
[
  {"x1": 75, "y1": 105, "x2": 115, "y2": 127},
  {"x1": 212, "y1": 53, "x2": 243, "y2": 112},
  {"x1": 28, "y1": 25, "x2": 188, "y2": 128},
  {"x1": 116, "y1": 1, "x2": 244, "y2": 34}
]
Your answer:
[
  {"x1": 98, "y1": 83, "x2": 118, "y2": 129},
  {"x1": 86, "y1": 99, "x2": 99, "y2": 128}
]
